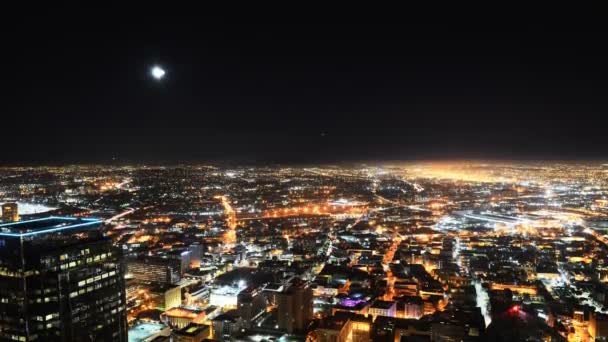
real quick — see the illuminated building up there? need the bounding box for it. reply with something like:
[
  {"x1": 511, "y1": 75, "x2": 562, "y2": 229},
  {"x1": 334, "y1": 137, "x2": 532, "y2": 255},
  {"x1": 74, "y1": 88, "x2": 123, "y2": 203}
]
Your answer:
[
  {"x1": 1, "y1": 202, "x2": 18, "y2": 222},
  {"x1": 0, "y1": 217, "x2": 127, "y2": 341},
  {"x1": 313, "y1": 285, "x2": 339, "y2": 297},
  {"x1": 127, "y1": 256, "x2": 181, "y2": 284},
  {"x1": 209, "y1": 285, "x2": 242, "y2": 308},
  {"x1": 188, "y1": 243, "x2": 202, "y2": 268},
  {"x1": 489, "y1": 283, "x2": 537, "y2": 295},
  {"x1": 174, "y1": 249, "x2": 192, "y2": 275},
  {"x1": 315, "y1": 312, "x2": 371, "y2": 342},
  {"x1": 401, "y1": 296, "x2": 424, "y2": 319},
  {"x1": 368, "y1": 300, "x2": 397, "y2": 321},
  {"x1": 161, "y1": 307, "x2": 206, "y2": 329},
  {"x1": 127, "y1": 322, "x2": 171, "y2": 342},
  {"x1": 149, "y1": 284, "x2": 182, "y2": 310},
  {"x1": 332, "y1": 295, "x2": 370, "y2": 316}
]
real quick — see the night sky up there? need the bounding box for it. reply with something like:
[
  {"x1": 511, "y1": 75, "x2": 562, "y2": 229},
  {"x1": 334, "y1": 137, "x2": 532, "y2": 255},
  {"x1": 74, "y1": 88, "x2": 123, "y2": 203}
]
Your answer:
[{"x1": 4, "y1": 13, "x2": 608, "y2": 164}]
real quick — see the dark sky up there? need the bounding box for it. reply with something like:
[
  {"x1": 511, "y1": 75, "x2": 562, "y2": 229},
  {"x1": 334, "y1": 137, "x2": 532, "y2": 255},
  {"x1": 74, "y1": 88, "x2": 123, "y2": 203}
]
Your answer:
[{"x1": 3, "y1": 12, "x2": 608, "y2": 164}]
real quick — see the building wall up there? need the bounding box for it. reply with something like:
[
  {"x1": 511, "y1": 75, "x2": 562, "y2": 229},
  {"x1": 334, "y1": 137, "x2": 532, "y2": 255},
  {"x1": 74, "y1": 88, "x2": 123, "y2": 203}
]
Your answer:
[
  {"x1": 211, "y1": 319, "x2": 243, "y2": 340},
  {"x1": 350, "y1": 320, "x2": 371, "y2": 342},
  {"x1": 589, "y1": 312, "x2": 608, "y2": 341},
  {"x1": 164, "y1": 286, "x2": 182, "y2": 310},
  {"x1": 369, "y1": 304, "x2": 396, "y2": 321},
  {"x1": 315, "y1": 326, "x2": 348, "y2": 342},
  {"x1": 127, "y1": 259, "x2": 180, "y2": 284},
  {"x1": 403, "y1": 303, "x2": 423, "y2": 319},
  {"x1": 277, "y1": 283, "x2": 313, "y2": 333},
  {"x1": 0, "y1": 228, "x2": 127, "y2": 341},
  {"x1": 237, "y1": 290, "x2": 267, "y2": 326}
]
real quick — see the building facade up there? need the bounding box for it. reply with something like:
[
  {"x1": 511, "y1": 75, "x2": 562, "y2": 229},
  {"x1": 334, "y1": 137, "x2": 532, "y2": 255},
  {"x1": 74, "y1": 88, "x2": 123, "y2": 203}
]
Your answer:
[
  {"x1": 276, "y1": 278, "x2": 313, "y2": 333},
  {"x1": 0, "y1": 217, "x2": 127, "y2": 341},
  {"x1": 126, "y1": 256, "x2": 181, "y2": 284},
  {"x1": 1, "y1": 202, "x2": 19, "y2": 222}
]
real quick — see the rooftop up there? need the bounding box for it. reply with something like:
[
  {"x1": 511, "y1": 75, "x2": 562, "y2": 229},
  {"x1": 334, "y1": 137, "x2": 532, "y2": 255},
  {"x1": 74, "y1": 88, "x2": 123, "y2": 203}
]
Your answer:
[
  {"x1": 175, "y1": 323, "x2": 209, "y2": 337},
  {"x1": 0, "y1": 216, "x2": 102, "y2": 237},
  {"x1": 211, "y1": 285, "x2": 243, "y2": 296},
  {"x1": 371, "y1": 300, "x2": 396, "y2": 310},
  {"x1": 163, "y1": 307, "x2": 202, "y2": 319},
  {"x1": 128, "y1": 322, "x2": 169, "y2": 342}
]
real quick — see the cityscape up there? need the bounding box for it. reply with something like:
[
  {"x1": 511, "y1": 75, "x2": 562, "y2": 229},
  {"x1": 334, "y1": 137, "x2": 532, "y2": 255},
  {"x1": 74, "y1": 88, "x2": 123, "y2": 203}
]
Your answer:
[
  {"x1": 1, "y1": 162, "x2": 608, "y2": 341},
  {"x1": 5, "y1": 10, "x2": 608, "y2": 342}
]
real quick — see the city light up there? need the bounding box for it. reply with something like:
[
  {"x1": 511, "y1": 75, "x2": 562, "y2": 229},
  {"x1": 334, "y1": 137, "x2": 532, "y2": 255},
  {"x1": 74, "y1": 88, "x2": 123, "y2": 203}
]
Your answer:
[
  {"x1": 1, "y1": 162, "x2": 608, "y2": 341},
  {"x1": 7, "y1": 14, "x2": 608, "y2": 342}
]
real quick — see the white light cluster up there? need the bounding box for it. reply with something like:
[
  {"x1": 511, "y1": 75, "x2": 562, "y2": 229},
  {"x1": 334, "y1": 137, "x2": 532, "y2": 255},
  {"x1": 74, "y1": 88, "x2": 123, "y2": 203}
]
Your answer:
[{"x1": 151, "y1": 65, "x2": 166, "y2": 80}]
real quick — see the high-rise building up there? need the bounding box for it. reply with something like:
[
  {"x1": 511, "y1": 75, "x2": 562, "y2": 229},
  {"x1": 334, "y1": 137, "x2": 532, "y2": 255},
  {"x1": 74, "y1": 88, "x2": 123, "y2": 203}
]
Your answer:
[
  {"x1": 126, "y1": 256, "x2": 182, "y2": 284},
  {"x1": 188, "y1": 243, "x2": 202, "y2": 268},
  {"x1": 1, "y1": 202, "x2": 19, "y2": 222},
  {"x1": 237, "y1": 286, "x2": 267, "y2": 327},
  {"x1": 0, "y1": 216, "x2": 127, "y2": 341},
  {"x1": 126, "y1": 249, "x2": 190, "y2": 285},
  {"x1": 275, "y1": 278, "x2": 313, "y2": 333}
]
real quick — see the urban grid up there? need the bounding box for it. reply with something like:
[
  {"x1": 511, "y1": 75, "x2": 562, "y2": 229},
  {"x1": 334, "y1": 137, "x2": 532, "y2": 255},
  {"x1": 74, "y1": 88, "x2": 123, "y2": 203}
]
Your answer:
[{"x1": 1, "y1": 162, "x2": 608, "y2": 341}]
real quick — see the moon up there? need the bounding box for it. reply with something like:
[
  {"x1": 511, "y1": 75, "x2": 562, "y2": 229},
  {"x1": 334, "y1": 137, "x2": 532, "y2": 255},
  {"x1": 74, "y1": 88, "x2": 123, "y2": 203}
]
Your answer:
[{"x1": 151, "y1": 65, "x2": 166, "y2": 80}]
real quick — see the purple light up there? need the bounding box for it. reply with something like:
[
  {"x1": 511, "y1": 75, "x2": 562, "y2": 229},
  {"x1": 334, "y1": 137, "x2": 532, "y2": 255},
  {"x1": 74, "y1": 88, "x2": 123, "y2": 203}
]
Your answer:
[{"x1": 340, "y1": 298, "x2": 367, "y2": 307}]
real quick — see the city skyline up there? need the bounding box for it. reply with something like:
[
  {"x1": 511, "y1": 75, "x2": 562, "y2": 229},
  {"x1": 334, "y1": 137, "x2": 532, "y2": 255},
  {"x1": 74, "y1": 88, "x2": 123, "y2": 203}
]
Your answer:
[
  {"x1": 1, "y1": 162, "x2": 608, "y2": 341},
  {"x1": 4, "y1": 8, "x2": 608, "y2": 342}
]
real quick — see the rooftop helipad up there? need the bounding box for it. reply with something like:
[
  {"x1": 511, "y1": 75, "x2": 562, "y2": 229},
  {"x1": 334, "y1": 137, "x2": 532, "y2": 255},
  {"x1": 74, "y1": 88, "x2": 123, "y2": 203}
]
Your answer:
[{"x1": 0, "y1": 216, "x2": 102, "y2": 237}]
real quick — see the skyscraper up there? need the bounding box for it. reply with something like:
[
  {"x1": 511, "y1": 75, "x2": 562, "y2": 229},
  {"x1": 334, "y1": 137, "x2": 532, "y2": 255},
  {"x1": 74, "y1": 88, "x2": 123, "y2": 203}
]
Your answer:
[
  {"x1": 126, "y1": 256, "x2": 182, "y2": 284},
  {"x1": 0, "y1": 216, "x2": 127, "y2": 341},
  {"x1": 276, "y1": 278, "x2": 313, "y2": 334},
  {"x1": 1, "y1": 202, "x2": 19, "y2": 222}
]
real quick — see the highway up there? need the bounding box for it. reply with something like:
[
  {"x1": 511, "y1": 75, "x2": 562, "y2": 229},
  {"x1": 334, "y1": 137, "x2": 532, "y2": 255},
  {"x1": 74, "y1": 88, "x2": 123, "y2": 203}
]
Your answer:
[
  {"x1": 216, "y1": 195, "x2": 237, "y2": 244},
  {"x1": 105, "y1": 208, "x2": 136, "y2": 223}
]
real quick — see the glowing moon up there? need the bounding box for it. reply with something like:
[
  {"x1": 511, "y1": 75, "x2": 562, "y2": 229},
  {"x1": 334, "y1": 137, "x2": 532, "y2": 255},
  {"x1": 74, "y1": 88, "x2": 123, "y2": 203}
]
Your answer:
[{"x1": 151, "y1": 65, "x2": 166, "y2": 80}]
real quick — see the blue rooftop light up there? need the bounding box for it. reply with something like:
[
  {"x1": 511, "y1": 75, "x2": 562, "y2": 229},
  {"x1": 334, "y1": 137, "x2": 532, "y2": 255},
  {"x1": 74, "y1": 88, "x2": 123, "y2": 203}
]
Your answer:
[{"x1": 0, "y1": 216, "x2": 102, "y2": 237}]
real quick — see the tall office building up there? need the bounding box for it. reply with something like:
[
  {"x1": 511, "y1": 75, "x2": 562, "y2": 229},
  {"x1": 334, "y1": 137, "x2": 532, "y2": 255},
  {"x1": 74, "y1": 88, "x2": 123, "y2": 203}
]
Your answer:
[
  {"x1": 237, "y1": 287, "x2": 267, "y2": 327},
  {"x1": 0, "y1": 217, "x2": 127, "y2": 341},
  {"x1": 126, "y1": 256, "x2": 182, "y2": 284},
  {"x1": 188, "y1": 243, "x2": 202, "y2": 268},
  {"x1": 1, "y1": 202, "x2": 19, "y2": 222},
  {"x1": 276, "y1": 278, "x2": 313, "y2": 333}
]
